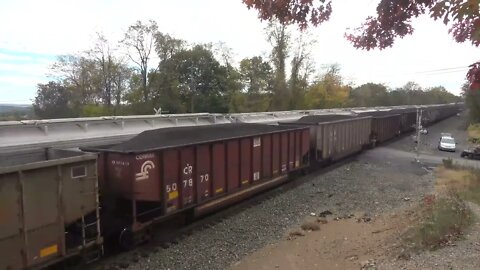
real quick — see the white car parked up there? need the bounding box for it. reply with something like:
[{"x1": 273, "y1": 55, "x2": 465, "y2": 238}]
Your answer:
[{"x1": 438, "y1": 136, "x2": 456, "y2": 152}]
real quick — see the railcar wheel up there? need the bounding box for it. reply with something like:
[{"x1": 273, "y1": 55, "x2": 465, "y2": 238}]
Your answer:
[{"x1": 118, "y1": 228, "x2": 135, "y2": 251}]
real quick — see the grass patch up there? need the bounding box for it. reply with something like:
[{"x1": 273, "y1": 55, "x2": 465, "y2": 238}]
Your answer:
[
  {"x1": 467, "y1": 123, "x2": 480, "y2": 143},
  {"x1": 459, "y1": 187, "x2": 480, "y2": 205},
  {"x1": 401, "y1": 165, "x2": 480, "y2": 252},
  {"x1": 435, "y1": 166, "x2": 479, "y2": 194},
  {"x1": 404, "y1": 195, "x2": 474, "y2": 251},
  {"x1": 439, "y1": 164, "x2": 480, "y2": 205},
  {"x1": 442, "y1": 158, "x2": 454, "y2": 169}
]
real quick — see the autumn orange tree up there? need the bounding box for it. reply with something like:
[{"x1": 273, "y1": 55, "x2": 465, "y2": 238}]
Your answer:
[{"x1": 243, "y1": 0, "x2": 480, "y2": 88}]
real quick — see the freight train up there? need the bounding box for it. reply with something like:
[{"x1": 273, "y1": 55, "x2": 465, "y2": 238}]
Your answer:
[{"x1": 0, "y1": 103, "x2": 462, "y2": 270}]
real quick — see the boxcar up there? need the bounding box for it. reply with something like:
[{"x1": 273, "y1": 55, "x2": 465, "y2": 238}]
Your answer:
[
  {"x1": 280, "y1": 115, "x2": 372, "y2": 163},
  {"x1": 0, "y1": 149, "x2": 102, "y2": 270},
  {"x1": 88, "y1": 123, "x2": 310, "y2": 247}
]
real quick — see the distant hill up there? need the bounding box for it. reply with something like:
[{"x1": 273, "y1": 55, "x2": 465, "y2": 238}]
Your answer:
[
  {"x1": 0, "y1": 104, "x2": 32, "y2": 113},
  {"x1": 0, "y1": 104, "x2": 34, "y2": 120}
]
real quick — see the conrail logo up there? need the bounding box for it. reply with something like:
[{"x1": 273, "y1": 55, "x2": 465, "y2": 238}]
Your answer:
[{"x1": 135, "y1": 160, "x2": 155, "y2": 181}]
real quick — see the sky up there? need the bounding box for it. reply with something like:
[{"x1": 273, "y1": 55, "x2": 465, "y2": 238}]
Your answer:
[{"x1": 0, "y1": 0, "x2": 478, "y2": 104}]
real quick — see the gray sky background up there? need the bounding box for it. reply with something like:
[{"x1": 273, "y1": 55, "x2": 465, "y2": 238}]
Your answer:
[{"x1": 0, "y1": 0, "x2": 478, "y2": 104}]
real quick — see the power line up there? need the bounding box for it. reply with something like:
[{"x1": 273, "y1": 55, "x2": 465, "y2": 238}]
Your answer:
[
  {"x1": 413, "y1": 66, "x2": 469, "y2": 75},
  {"x1": 418, "y1": 69, "x2": 469, "y2": 76},
  {"x1": 364, "y1": 66, "x2": 470, "y2": 80}
]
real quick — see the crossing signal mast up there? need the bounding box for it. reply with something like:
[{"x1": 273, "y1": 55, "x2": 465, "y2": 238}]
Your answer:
[{"x1": 415, "y1": 107, "x2": 423, "y2": 162}]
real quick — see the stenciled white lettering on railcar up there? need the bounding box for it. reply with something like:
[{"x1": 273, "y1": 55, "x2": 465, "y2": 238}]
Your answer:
[
  {"x1": 135, "y1": 160, "x2": 155, "y2": 181},
  {"x1": 111, "y1": 160, "x2": 129, "y2": 166},
  {"x1": 136, "y1": 153, "x2": 155, "y2": 160},
  {"x1": 253, "y1": 137, "x2": 261, "y2": 147},
  {"x1": 183, "y1": 164, "x2": 193, "y2": 175}
]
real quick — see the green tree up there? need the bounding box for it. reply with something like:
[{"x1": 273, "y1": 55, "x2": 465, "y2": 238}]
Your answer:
[
  {"x1": 121, "y1": 20, "x2": 159, "y2": 103},
  {"x1": 425, "y1": 86, "x2": 461, "y2": 104},
  {"x1": 111, "y1": 63, "x2": 133, "y2": 114},
  {"x1": 123, "y1": 73, "x2": 154, "y2": 114},
  {"x1": 244, "y1": 0, "x2": 479, "y2": 100},
  {"x1": 212, "y1": 42, "x2": 244, "y2": 113},
  {"x1": 89, "y1": 33, "x2": 132, "y2": 113},
  {"x1": 149, "y1": 68, "x2": 184, "y2": 113},
  {"x1": 146, "y1": 32, "x2": 187, "y2": 114},
  {"x1": 228, "y1": 91, "x2": 249, "y2": 113},
  {"x1": 466, "y1": 91, "x2": 480, "y2": 123},
  {"x1": 33, "y1": 81, "x2": 75, "y2": 119},
  {"x1": 89, "y1": 33, "x2": 116, "y2": 108},
  {"x1": 384, "y1": 82, "x2": 425, "y2": 105},
  {"x1": 50, "y1": 36, "x2": 132, "y2": 116},
  {"x1": 240, "y1": 56, "x2": 273, "y2": 94},
  {"x1": 350, "y1": 83, "x2": 389, "y2": 107},
  {"x1": 289, "y1": 31, "x2": 316, "y2": 110},
  {"x1": 267, "y1": 21, "x2": 290, "y2": 110},
  {"x1": 157, "y1": 45, "x2": 230, "y2": 113},
  {"x1": 463, "y1": 81, "x2": 480, "y2": 122},
  {"x1": 385, "y1": 83, "x2": 460, "y2": 106},
  {"x1": 224, "y1": 67, "x2": 244, "y2": 113},
  {"x1": 154, "y1": 32, "x2": 186, "y2": 64},
  {"x1": 388, "y1": 89, "x2": 409, "y2": 106},
  {"x1": 238, "y1": 56, "x2": 274, "y2": 112},
  {"x1": 50, "y1": 54, "x2": 99, "y2": 113}
]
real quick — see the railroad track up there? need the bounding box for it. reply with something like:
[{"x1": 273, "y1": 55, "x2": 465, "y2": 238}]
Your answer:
[
  {"x1": 93, "y1": 136, "x2": 421, "y2": 270},
  {"x1": 86, "y1": 154, "x2": 358, "y2": 270},
  {"x1": 3, "y1": 104, "x2": 461, "y2": 270}
]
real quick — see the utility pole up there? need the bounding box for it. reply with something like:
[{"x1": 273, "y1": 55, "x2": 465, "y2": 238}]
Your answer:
[{"x1": 415, "y1": 108, "x2": 423, "y2": 162}]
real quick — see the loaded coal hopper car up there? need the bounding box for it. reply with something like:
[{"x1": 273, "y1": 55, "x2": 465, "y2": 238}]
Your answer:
[
  {"x1": 85, "y1": 123, "x2": 310, "y2": 249},
  {"x1": 279, "y1": 114, "x2": 372, "y2": 166},
  {"x1": 353, "y1": 110, "x2": 402, "y2": 145}
]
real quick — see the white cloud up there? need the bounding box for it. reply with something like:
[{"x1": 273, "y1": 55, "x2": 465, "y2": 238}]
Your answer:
[
  {"x1": 0, "y1": 52, "x2": 48, "y2": 63},
  {"x1": 0, "y1": 61, "x2": 51, "y2": 77},
  {"x1": 0, "y1": 75, "x2": 43, "y2": 86}
]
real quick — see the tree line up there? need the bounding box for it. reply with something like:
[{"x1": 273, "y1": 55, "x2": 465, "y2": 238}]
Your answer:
[
  {"x1": 243, "y1": 0, "x2": 478, "y2": 121},
  {"x1": 32, "y1": 20, "x2": 460, "y2": 119}
]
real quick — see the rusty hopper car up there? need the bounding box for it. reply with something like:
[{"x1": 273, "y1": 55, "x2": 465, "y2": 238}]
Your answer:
[
  {"x1": 280, "y1": 115, "x2": 371, "y2": 163},
  {"x1": 90, "y1": 123, "x2": 310, "y2": 248},
  {"x1": 0, "y1": 149, "x2": 102, "y2": 270},
  {"x1": 355, "y1": 111, "x2": 402, "y2": 144},
  {"x1": 423, "y1": 104, "x2": 461, "y2": 125},
  {"x1": 371, "y1": 114, "x2": 401, "y2": 143},
  {"x1": 393, "y1": 108, "x2": 417, "y2": 133}
]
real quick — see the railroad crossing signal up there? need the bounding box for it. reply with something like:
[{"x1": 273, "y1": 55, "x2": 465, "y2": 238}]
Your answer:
[{"x1": 415, "y1": 108, "x2": 423, "y2": 162}]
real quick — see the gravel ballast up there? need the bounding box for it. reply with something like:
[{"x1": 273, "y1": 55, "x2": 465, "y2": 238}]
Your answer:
[
  {"x1": 117, "y1": 150, "x2": 435, "y2": 270},
  {"x1": 100, "y1": 115, "x2": 470, "y2": 270}
]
